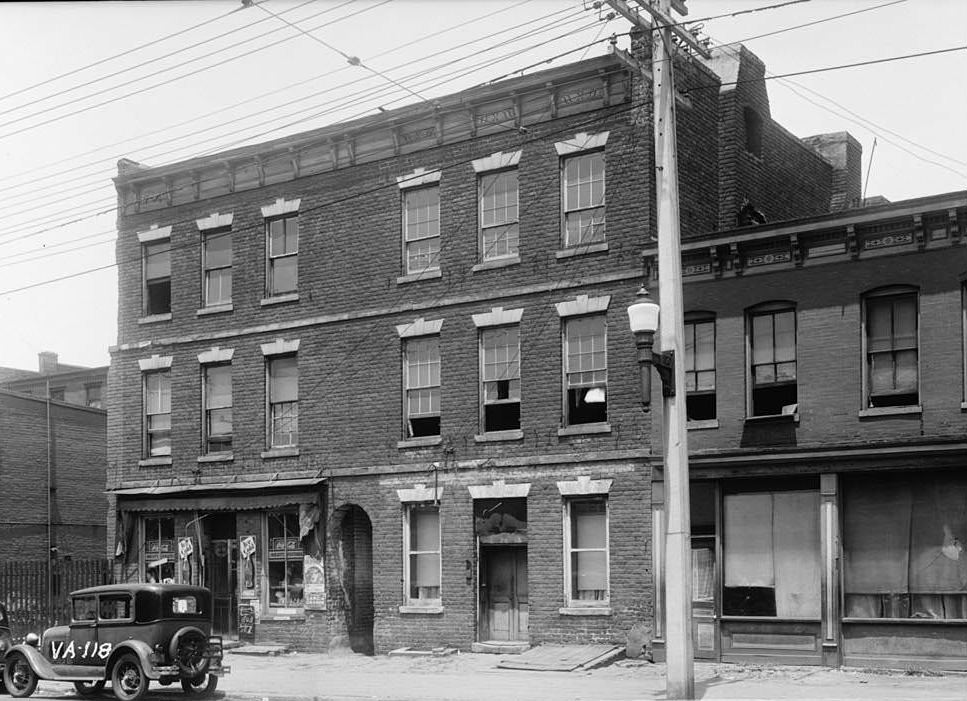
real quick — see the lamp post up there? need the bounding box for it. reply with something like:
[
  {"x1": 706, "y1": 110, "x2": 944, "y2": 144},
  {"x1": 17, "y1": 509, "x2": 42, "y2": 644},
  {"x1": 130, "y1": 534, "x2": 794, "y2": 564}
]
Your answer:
[{"x1": 628, "y1": 285, "x2": 694, "y2": 699}]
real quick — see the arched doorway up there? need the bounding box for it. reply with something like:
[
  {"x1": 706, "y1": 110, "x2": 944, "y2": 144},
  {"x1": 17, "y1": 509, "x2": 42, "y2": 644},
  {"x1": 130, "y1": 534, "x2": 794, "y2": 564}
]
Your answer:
[{"x1": 330, "y1": 504, "x2": 374, "y2": 654}]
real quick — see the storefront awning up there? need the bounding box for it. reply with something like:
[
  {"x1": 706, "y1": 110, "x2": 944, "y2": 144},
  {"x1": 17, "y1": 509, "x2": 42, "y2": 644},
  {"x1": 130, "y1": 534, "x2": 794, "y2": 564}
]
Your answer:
[{"x1": 112, "y1": 477, "x2": 324, "y2": 513}]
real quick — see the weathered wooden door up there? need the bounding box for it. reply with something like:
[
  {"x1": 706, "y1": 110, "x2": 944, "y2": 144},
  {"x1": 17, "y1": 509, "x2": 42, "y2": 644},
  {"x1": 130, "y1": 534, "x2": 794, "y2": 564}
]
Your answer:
[{"x1": 480, "y1": 547, "x2": 528, "y2": 642}]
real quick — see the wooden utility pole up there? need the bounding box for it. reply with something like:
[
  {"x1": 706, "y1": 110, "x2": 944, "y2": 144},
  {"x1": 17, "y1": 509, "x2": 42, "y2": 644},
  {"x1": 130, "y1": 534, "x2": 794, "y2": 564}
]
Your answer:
[{"x1": 605, "y1": 1, "x2": 708, "y2": 698}]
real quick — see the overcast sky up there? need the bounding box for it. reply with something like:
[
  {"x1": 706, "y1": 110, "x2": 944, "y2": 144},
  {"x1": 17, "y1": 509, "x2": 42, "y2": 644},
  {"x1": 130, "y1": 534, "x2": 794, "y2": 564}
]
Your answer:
[{"x1": 0, "y1": 0, "x2": 964, "y2": 371}]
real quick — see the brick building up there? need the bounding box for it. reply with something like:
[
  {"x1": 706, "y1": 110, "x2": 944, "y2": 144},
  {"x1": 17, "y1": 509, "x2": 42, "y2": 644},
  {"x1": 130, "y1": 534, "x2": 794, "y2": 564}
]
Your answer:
[
  {"x1": 107, "y1": 44, "x2": 858, "y2": 654},
  {"x1": 0, "y1": 351, "x2": 108, "y2": 409},
  {"x1": 0, "y1": 389, "x2": 107, "y2": 561},
  {"x1": 644, "y1": 191, "x2": 967, "y2": 670}
]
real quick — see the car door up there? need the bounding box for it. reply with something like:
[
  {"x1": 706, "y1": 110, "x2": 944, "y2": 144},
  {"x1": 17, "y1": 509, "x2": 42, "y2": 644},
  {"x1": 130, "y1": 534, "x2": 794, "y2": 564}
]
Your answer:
[
  {"x1": 57, "y1": 595, "x2": 98, "y2": 668},
  {"x1": 94, "y1": 592, "x2": 134, "y2": 666}
]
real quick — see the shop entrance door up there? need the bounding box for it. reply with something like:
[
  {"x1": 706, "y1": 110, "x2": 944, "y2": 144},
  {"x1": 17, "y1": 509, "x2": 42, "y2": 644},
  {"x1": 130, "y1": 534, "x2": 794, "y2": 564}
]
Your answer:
[
  {"x1": 691, "y1": 535, "x2": 719, "y2": 659},
  {"x1": 479, "y1": 546, "x2": 528, "y2": 642},
  {"x1": 208, "y1": 539, "x2": 238, "y2": 638}
]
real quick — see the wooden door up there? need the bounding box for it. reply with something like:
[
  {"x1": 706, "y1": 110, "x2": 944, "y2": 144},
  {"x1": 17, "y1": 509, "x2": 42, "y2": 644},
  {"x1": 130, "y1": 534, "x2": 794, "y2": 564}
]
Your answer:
[
  {"x1": 207, "y1": 539, "x2": 238, "y2": 637},
  {"x1": 480, "y1": 547, "x2": 528, "y2": 642}
]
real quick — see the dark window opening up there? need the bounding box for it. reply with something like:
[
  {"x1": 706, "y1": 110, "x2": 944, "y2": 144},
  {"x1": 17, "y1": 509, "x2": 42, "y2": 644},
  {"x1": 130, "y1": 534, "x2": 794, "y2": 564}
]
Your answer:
[
  {"x1": 408, "y1": 416, "x2": 440, "y2": 438},
  {"x1": 474, "y1": 498, "x2": 527, "y2": 541},
  {"x1": 744, "y1": 107, "x2": 762, "y2": 156},
  {"x1": 484, "y1": 402, "x2": 520, "y2": 432},
  {"x1": 145, "y1": 279, "x2": 171, "y2": 316},
  {"x1": 568, "y1": 387, "x2": 608, "y2": 425},
  {"x1": 752, "y1": 382, "x2": 797, "y2": 417},
  {"x1": 686, "y1": 392, "x2": 716, "y2": 421}
]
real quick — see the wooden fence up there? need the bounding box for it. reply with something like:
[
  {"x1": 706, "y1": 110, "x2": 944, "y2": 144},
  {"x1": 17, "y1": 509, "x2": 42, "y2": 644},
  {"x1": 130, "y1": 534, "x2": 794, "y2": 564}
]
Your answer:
[{"x1": 0, "y1": 559, "x2": 113, "y2": 638}]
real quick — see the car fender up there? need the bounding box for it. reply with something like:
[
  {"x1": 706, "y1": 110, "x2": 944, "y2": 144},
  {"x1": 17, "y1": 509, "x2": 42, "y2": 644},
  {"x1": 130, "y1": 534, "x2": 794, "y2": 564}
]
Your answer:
[
  {"x1": 3, "y1": 643, "x2": 58, "y2": 680},
  {"x1": 105, "y1": 639, "x2": 166, "y2": 680}
]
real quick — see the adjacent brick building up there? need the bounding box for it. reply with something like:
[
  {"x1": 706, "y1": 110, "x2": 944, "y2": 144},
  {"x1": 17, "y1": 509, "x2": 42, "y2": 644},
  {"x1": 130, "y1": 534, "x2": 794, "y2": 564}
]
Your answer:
[
  {"x1": 107, "y1": 43, "x2": 861, "y2": 655},
  {"x1": 0, "y1": 351, "x2": 108, "y2": 409},
  {"x1": 644, "y1": 191, "x2": 967, "y2": 670}
]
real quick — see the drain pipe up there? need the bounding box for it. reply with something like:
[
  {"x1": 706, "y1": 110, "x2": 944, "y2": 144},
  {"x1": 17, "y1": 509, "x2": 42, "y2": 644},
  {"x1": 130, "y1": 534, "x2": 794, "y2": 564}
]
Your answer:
[{"x1": 46, "y1": 377, "x2": 53, "y2": 622}]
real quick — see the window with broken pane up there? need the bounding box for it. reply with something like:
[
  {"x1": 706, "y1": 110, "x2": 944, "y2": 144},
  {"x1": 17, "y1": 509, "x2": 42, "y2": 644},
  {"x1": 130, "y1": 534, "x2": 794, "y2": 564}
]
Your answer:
[
  {"x1": 481, "y1": 326, "x2": 520, "y2": 432},
  {"x1": 565, "y1": 497, "x2": 609, "y2": 604},
  {"x1": 865, "y1": 289, "x2": 918, "y2": 408},
  {"x1": 564, "y1": 315, "x2": 607, "y2": 425},
  {"x1": 404, "y1": 336, "x2": 440, "y2": 438}
]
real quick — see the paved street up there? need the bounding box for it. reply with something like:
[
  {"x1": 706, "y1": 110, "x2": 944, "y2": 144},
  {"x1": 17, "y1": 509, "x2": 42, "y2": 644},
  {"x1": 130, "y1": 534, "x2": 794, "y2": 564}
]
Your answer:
[{"x1": 29, "y1": 650, "x2": 967, "y2": 701}]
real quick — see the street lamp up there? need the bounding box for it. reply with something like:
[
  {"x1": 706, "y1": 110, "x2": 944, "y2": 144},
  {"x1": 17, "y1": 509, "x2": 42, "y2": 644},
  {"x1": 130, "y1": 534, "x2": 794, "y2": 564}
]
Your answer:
[
  {"x1": 628, "y1": 284, "x2": 694, "y2": 700},
  {"x1": 628, "y1": 286, "x2": 675, "y2": 409}
]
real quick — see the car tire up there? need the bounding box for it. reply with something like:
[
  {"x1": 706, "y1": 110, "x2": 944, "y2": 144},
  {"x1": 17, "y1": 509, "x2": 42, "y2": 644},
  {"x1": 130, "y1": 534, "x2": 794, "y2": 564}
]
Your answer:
[
  {"x1": 111, "y1": 653, "x2": 148, "y2": 701},
  {"x1": 181, "y1": 673, "x2": 218, "y2": 697},
  {"x1": 3, "y1": 652, "x2": 38, "y2": 698},
  {"x1": 74, "y1": 680, "x2": 107, "y2": 696},
  {"x1": 168, "y1": 627, "x2": 211, "y2": 677}
]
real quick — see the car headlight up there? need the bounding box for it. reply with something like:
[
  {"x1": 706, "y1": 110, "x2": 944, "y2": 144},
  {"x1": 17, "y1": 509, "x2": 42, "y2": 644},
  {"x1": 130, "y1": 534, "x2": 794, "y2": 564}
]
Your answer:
[{"x1": 25, "y1": 633, "x2": 40, "y2": 647}]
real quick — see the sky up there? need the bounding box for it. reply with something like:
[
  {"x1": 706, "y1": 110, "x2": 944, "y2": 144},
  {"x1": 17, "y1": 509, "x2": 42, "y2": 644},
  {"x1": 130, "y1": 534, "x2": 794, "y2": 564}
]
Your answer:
[{"x1": 0, "y1": 0, "x2": 964, "y2": 371}]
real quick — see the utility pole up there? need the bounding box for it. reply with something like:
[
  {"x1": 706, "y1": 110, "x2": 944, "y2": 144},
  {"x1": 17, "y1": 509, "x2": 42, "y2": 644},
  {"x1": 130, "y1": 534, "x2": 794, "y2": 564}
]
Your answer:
[{"x1": 605, "y1": 1, "x2": 708, "y2": 698}]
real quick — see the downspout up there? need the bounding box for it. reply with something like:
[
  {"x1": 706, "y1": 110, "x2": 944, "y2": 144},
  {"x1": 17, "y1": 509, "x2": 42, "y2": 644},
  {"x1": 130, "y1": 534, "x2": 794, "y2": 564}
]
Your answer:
[{"x1": 46, "y1": 377, "x2": 53, "y2": 622}]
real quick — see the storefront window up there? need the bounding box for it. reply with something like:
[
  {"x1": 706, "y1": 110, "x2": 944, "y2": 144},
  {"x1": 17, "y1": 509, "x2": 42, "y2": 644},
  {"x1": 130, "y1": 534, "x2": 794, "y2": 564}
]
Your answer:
[
  {"x1": 144, "y1": 516, "x2": 175, "y2": 583},
  {"x1": 267, "y1": 511, "x2": 304, "y2": 608},
  {"x1": 844, "y1": 473, "x2": 967, "y2": 620},
  {"x1": 723, "y1": 490, "x2": 820, "y2": 617}
]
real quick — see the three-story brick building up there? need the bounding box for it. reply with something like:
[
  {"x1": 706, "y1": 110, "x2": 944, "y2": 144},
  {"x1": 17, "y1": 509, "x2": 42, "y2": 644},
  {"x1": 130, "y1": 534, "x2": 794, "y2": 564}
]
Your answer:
[{"x1": 107, "y1": 42, "x2": 859, "y2": 654}]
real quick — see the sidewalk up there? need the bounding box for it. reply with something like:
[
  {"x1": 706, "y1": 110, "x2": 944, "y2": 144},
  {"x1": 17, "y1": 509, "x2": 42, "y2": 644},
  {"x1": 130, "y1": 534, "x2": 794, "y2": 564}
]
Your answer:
[{"x1": 216, "y1": 649, "x2": 967, "y2": 701}]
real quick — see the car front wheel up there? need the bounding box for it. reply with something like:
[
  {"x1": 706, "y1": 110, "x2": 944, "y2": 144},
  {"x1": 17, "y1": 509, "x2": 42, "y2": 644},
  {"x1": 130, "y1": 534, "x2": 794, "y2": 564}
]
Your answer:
[
  {"x1": 74, "y1": 680, "x2": 107, "y2": 696},
  {"x1": 4, "y1": 652, "x2": 38, "y2": 698},
  {"x1": 111, "y1": 654, "x2": 148, "y2": 701},
  {"x1": 181, "y1": 673, "x2": 218, "y2": 697}
]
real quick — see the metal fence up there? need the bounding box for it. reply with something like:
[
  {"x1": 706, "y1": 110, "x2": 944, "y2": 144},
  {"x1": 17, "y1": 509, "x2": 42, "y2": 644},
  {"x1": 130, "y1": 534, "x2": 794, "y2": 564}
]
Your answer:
[{"x1": 0, "y1": 559, "x2": 113, "y2": 638}]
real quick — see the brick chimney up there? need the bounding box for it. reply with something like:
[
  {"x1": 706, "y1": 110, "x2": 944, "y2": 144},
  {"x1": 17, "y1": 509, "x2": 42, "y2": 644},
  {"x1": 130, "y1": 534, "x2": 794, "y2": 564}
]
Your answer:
[
  {"x1": 38, "y1": 351, "x2": 59, "y2": 375},
  {"x1": 802, "y1": 132, "x2": 863, "y2": 211}
]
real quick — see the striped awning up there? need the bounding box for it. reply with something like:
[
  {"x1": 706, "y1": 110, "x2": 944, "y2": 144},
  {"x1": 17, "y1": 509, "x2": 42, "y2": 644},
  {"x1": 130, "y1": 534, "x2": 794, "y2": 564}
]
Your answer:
[{"x1": 112, "y1": 477, "x2": 324, "y2": 512}]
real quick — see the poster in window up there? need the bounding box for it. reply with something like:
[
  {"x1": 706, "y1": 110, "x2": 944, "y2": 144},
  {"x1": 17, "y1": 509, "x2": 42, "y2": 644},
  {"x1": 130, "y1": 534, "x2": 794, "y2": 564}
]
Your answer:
[{"x1": 303, "y1": 554, "x2": 326, "y2": 610}]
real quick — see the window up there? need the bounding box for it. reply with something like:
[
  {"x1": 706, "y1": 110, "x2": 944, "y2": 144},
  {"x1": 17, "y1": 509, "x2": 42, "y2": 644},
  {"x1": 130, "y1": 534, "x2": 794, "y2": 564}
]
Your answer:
[
  {"x1": 864, "y1": 288, "x2": 918, "y2": 408},
  {"x1": 266, "y1": 215, "x2": 298, "y2": 296},
  {"x1": 748, "y1": 305, "x2": 797, "y2": 416},
  {"x1": 404, "y1": 503, "x2": 441, "y2": 604},
  {"x1": 143, "y1": 516, "x2": 175, "y2": 583},
  {"x1": 48, "y1": 387, "x2": 65, "y2": 402},
  {"x1": 479, "y1": 170, "x2": 519, "y2": 261},
  {"x1": 98, "y1": 594, "x2": 132, "y2": 621},
  {"x1": 684, "y1": 316, "x2": 716, "y2": 421},
  {"x1": 85, "y1": 383, "x2": 103, "y2": 409},
  {"x1": 481, "y1": 326, "x2": 520, "y2": 432},
  {"x1": 744, "y1": 107, "x2": 763, "y2": 157},
  {"x1": 144, "y1": 370, "x2": 171, "y2": 457},
  {"x1": 844, "y1": 472, "x2": 966, "y2": 620},
  {"x1": 403, "y1": 186, "x2": 440, "y2": 275},
  {"x1": 564, "y1": 315, "x2": 607, "y2": 425},
  {"x1": 203, "y1": 228, "x2": 232, "y2": 306},
  {"x1": 72, "y1": 596, "x2": 97, "y2": 622},
  {"x1": 267, "y1": 511, "x2": 304, "y2": 608},
  {"x1": 723, "y1": 490, "x2": 820, "y2": 617},
  {"x1": 203, "y1": 364, "x2": 232, "y2": 453},
  {"x1": 564, "y1": 497, "x2": 609, "y2": 604},
  {"x1": 143, "y1": 240, "x2": 171, "y2": 316},
  {"x1": 404, "y1": 336, "x2": 440, "y2": 438},
  {"x1": 562, "y1": 151, "x2": 605, "y2": 247},
  {"x1": 267, "y1": 356, "x2": 298, "y2": 448}
]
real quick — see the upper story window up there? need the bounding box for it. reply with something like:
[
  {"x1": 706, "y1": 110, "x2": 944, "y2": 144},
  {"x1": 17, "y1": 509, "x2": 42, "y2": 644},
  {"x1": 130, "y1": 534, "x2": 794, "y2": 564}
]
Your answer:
[
  {"x1": 48, "y1": 387, "x2": 65, "y2": 402},
  {"x1": 564, "y1": 315, "x2": 608, "y2": 425},
  {"x1": 267, "y1": 355, "x2": 298, "y2": 448},
  {"x1": 144, "y1": 370, "x2": 171, "y2": 457},
  {"x1": 685, "y1": 315, "x2": 716, "y2": 421},
  {"x1": 203, "y1": 363, "x2": 232, "y2": 454},
  {"x1": 84, "y1": 383, "x2": 103, "y2": 409},
  {"x1": 142, "y1": 240, "x2": 171, "y2": 316},
  {"x1": 403, "y1": 186, "x2": 441, "y2": 275},
  {"x1": 564, "y1": 496, "x2": 609, "y2": 605},
  {"x1": 864, "y1": 287, "x2": 918, "y2": 408},
  {"x1": 479, "y1": 170, "x2": 519, "y2": 261},
  {"x1": 962, "y1": 282, "x2": 967, "y2": 405},
  {"x1": 480, "y1": 326, "x2": 521, "y2": 433},
  {"x1": 203, "y1": 228, "x2": 232, "y2": 307},
  {"x1": 404, "y1": 336, "x2": 441, "y2": 438},
  {"x1": 744, "y1": 107, "x2": 763, "y2": 157},
  {"x1": 562, "y1": 152, "x2": 605, "y2": 247},
  {"x1": 404, "y1": 502, "x2": 441, "y2": 606},
  {"x1": 748, "y1": 304, "x2": 797, "y2": 417},
  {"x1": 266, "y1": 215, "x2": 299, "y2": 296}
]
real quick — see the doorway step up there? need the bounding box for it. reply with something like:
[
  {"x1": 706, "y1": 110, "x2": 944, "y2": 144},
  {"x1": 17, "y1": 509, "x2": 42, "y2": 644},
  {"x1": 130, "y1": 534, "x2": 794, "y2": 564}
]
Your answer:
[
  {"x1": 496, "y1": 644, "x2": 622, "y2": 670},
  {"x1": 471, "y1": 640, "x2": 530, "y2": 654}
]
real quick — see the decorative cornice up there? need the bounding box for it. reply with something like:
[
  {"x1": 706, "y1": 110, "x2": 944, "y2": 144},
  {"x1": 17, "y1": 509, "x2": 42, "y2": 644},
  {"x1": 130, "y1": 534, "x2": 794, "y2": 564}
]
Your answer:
[
  {"x1": 554, "y1": 131, "x2": 609, "y2": 156},
  {"x1": 471, "y1": 307, "x2": 524, "y2": 328},
  {"x1": 397, "y1": 167, "x2": 442, "y2": 189},
  {"x1": 197, "y1": 347, "x2": 235, "y2": 364},
  {"x1": 471, "y1": 150, "x2": 522, "y2": 173},
  {"x1": 468, "y1": 480, "x2": 530, "y2": 499},
  {"x1": 555, "y1": 294, "x2": 611, "y2": 317},
  {"x1": 260, "y1": 197, "x2": 301, "y2": 218},
  {"x1": 260, "y1": 338, "x2": 300, "y2": 356},
  {"x1": 137, "y1": 225, "x2": 171, "y2": 243},
  {"x1": 556, "y1": 476, "x2": 613, "y2": 496},
  {"x1": 137, "y1": 354, "x2": 172, "y2": 372},
  {"x1": 396, "y1": 483, "x2": 443, "y2": 503},
  {"x1": 396, "y1": 317, "x2": 444, "y2": 338},
  {"x1": 196, "y1": 212, "x2": 234, "y2": 231}
]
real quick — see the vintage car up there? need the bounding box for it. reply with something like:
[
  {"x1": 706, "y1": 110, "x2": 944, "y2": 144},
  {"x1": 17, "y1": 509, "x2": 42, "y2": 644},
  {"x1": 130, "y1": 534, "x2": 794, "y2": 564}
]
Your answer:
[{"x1": 1, "y1": 583, "x2": 229, "y2": 700}]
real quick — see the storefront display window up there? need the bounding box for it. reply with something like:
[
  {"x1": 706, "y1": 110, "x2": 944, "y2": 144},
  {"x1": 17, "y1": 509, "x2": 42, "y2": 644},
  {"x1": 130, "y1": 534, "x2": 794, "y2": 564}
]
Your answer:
[
  {"x1": 844, "y1": 473, "x2": 967, "y2": 620},
  {"x1": 723, "y1": 490, "x2": 820, "y2": 617},
  {"x1": 144, "y1": 516, "x2": 175, "y2": 583},
  {"x1": 267, "y1": 511, "x2": 303, "y2": 608}
]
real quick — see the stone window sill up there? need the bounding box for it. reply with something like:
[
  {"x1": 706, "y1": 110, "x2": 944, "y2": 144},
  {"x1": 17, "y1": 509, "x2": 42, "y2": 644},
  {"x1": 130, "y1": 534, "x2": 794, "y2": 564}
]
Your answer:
[
  {"x1": 558, "y1": 422, "x2": 611, "y2": 437},
  {"x1": 197, "y1": 452, "x2": 233, "y2": 463},
  {"x1": 396, "y1": 269, "x2": 443, "y2": 285},
  {"x1": 687, "y1": 419, "x2": 719, "y2": 430},
  {"x1": 138, "y1": 313, "x2": 172, "y2": 325},
  {"x1": 858, "y1": 405, "x2": 922, "y2": 418},
  {"x1": 397, "y1": 436, "x2": 442, "y2": 449},
  {"x1": 260, "y1": 293, "x2": 299, "y2": 307},
  {"x1": 559, "y1": 606, "x2": 612, "y2": 616},
  {"x1": 261, "y1": 447, "x2": 300, "y2": 459},
  {"x1": 555, "y1": 242, "x2": 608, "y2": 259},
  {"x1": 472, "y1": 255, "x2": 520, "y2": 273},
  {"x1": 745, "y1": 413, "x2": 799, "y2": 424},
  {"x1": 197, "y1": 304, "x2": 233, "y2": 316},
  {"x1": 139, "y1": 456, "x2": 172, "y2": 467},
  {"x1": 474, "y1": 429, "x2": 524, "y2": 443},
  {"x1": 399, "y1": 605, "x2": 444, "y2": 615}
]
